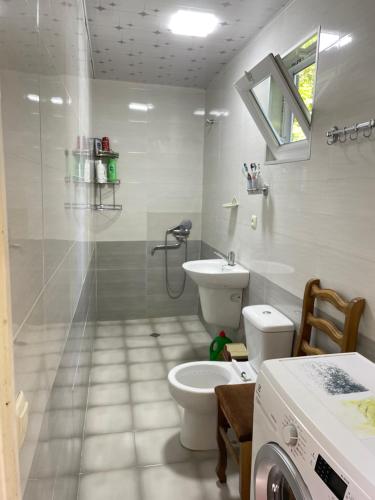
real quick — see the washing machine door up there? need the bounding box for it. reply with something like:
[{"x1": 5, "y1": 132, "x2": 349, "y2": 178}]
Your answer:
[{"x1": 254, "y1": 443, "x2": 312, "y2": 500}]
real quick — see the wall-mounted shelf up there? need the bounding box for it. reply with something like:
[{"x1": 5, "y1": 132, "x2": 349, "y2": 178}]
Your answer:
[
  {"x1": 96, "y1": 179, "x2": 120, "y2": 185},
  {"x1": 72, "y1": 149, "x2": 119, "y2": 159},
  {"x1": 247, "y1": 185, "x2": 269, "y2": 196},
  {"x1": 65, "y1": 177, "x2": 121, "y2": 186},
  {"x1": 222, "y1": 197, "x2": 240, "y2": 208},
  {"x1": 96, "y1": 150, "x2": 119, "y2": 159},
  {"x1": 94, "y1": 203, "x2": 122, "y2": 211},
  {"x1": 72, "y1": 149, "x2": 91, "y2": 158},
  {"x1": 69, "y1": 147, "x2": 122, "y2": 211},
  {"x1": 64, "y1": 202, "x2": 93, "y2": 210},
  {"x1": 95, "y1": 179, "x2": 121, "y2": 212}
]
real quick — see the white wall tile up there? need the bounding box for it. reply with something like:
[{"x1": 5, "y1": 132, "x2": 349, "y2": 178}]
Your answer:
[
  {"x1": 92, "y1": 79, "x2": 205, "y2": 241},
  {"x1": 202, "y1": 0, "x2": 375, "y2": 343}
]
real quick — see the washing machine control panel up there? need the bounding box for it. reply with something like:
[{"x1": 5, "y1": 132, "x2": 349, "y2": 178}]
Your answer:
[
  {"x1": 282, "y1": 423, "x2": 298, "y2": 447},
  {"x1": 279, "y1": 411, "x2": 371, "y2": 500},
  {"x1": 314, "y1": 454, "x2": 348, "y2": 500}
]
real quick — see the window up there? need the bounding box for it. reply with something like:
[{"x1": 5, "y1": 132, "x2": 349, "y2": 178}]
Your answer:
[
  {"x1": 235, "y1": 32, "x2": 318, "y2": 163},
  {"x1": 283, "y1": 34, "x2": 317, "y2": 143}
]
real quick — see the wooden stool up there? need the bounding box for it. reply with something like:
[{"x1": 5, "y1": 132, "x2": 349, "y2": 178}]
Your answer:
[{"x1": 215, "y1": 383, "x2": 255, "y2": 500}]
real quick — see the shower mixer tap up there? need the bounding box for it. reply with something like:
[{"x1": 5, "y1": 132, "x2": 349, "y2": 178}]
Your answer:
[
  {"x1": 150, "y1": 220, "x2": 193, "y2": 300},
  {"x1": 151, "y1": 220, "x2": 192, "y2": 255}
]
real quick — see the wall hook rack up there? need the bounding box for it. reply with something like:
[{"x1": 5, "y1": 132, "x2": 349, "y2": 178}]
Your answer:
[{"x1": 326, "y1": 119, "x2": 375, "y2": 145}]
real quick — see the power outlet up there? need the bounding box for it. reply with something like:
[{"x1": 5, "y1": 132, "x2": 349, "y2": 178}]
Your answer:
[{"x1": 251, "y1": 215, "x2": 257, "y2": 229}]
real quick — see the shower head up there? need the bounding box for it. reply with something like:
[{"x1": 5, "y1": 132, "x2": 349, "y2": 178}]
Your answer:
[
  {"x1": 179, "y1": 220, "x2": 192, "y2": 231},
  {"x1": 167, "y1": 220, "x2": 192, "y2": 240},
  {"x1": 167, "y1": 220, "x2": 192, "y2": 234}
]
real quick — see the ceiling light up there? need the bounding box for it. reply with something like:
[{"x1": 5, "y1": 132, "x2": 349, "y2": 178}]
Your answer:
[
  {"x1": 50, "y1": 96, "x2": 64, "y2": 105},
  {"x1": 129, "y1": 102, "x2": 154, "y2": 112},
  {"x1": 26, "y1": 93, "x2": 39, "y2": 102},
  {"x1": 193, "y1": 108, "x2": 205, "y2": 116},
  {"x1": 169, "y1": 10, "x2": 219, "y2": 38}
]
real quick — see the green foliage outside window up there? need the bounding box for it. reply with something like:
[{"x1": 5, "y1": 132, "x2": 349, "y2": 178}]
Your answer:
[{"x1": 291, "y1": 63, "x2": 316, "y2": 142}]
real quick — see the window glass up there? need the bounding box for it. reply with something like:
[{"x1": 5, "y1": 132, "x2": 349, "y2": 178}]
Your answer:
[
  {"x1": 284, "y1": 33, "x2": 317, "y2": 142},
  {"x1": 252, "y1": 75, "x2": 306, "y2": 145},
  {"x1": 291, "y1": 63, "x2": 316, "y2": 141}
]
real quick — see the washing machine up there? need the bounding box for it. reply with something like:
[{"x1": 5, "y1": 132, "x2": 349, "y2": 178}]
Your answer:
[{"x1": 251, "y1": 352, "x2": 375, "y2": 500}]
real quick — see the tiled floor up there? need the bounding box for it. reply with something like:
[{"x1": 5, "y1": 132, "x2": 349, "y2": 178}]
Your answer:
[{"x1": 78, "y1": 315, "x2": 240, "y2": 500}]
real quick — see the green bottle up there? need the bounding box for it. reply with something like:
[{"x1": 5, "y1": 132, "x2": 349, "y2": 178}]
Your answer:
[
  {"x1": 107, "y1": 158, "x2": 117, "y2": 182},
  {"x1": 209, "y1": 331, "x2": 232, "y2": 361}
]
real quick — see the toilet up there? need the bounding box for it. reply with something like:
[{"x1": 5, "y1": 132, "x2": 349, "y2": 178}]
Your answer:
[{"x1": 168, "y1": 305, "x2": 294, "y2": 450}]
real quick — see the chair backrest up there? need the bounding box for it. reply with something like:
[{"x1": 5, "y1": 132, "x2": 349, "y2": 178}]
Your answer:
[{"x1": 293, "y1": 278, "x2": 365, "y2": 357}]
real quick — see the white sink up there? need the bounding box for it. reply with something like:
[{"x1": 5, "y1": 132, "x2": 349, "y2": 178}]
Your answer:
[{"x1": 183, "y1": 259, "x2": 249, "y2": 289}]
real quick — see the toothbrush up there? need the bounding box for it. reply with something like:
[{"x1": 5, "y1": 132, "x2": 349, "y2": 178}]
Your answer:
[
  {"x1": 255, "y1": 163, "x2": 262, "y2": 188},
  {"x1": 242, "y1": 163, "x2": 249, "y2": 178},
  {"x1": 250, "y1": 163, "x2": 257, "y2": 189},
  {"x1": 243, "y1": 163, "x2": 252, "y2": 189}
]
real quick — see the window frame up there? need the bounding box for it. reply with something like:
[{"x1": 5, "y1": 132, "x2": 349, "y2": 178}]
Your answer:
[
  {"x1": 235, "y1": 30, "x2": 319, "y2": 163},
  {"x1": 284, "y1": 55, "x2": 316, "y2": 143}
]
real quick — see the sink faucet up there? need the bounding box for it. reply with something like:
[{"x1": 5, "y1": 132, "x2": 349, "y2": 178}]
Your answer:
[
  {"x1": 227, "y1": 251, "x2": 235, "y2": 266},
  {"x1": 214, "y1": 250, "x2": 236, "y2": 266}
]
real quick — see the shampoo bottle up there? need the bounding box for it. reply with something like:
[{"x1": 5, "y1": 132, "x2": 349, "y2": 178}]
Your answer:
[
  {"x1": 107, "y1": 158, "x2": 117, "y2": 182},
  {"x1": 95, "y1": 160, "x2": 107, "y2": 183}
]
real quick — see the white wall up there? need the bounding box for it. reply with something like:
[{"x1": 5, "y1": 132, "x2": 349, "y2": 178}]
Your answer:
[
  {"x1": 202, "y1": 0, "x2": 375, "y2": 342},
  {"x1": 92, "y1": 79, "x2": 205, "y2": 242}
]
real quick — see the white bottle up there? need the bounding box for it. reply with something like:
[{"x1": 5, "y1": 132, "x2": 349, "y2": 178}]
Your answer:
[
  {"x1": 83, "y1": 159, "x2": 92, "y2": 183},
  {"x1": 95, "y1": 160, "x2": 107, "y2": 183}
]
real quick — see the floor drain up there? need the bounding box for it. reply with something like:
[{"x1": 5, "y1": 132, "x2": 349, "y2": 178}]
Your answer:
[{"x1": 150, "y1": 332, "x2": 160, "y2": 338}]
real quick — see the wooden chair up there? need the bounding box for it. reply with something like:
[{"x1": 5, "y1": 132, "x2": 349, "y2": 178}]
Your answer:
[
  {"x1": 215, "y1": 278, "x2": 365, "y2": 500},
  {"x1": 293, "y1": 278, "x2": 365, "y2": 356}
]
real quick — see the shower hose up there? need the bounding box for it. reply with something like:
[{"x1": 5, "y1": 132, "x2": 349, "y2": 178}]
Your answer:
[{"x1": 164, "y1": 230, "x2": 188, "y2": 299}]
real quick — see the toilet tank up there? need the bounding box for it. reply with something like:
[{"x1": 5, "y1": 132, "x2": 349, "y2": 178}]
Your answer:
[{"x1": 242, "y1": 305, "x2": 294, "y2": 374}]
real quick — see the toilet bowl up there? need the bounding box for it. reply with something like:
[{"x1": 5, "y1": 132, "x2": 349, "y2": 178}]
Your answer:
[
  {"x1": 168, "y1": 305, "x2": 295, "y2": 451},
  {"x1": 168, "y1": 361, "x2": 241, "y2": 450}
]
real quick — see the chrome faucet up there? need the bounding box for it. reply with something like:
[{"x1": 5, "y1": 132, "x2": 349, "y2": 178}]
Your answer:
[
  {"x1": 214, "y1": 250, "x2": 236, "y2": 266},
  {"x1": 227, "y1": 251, "x2": 235, "y2": 266},
  {"x1": 151, "y1": 220, "x2": 192, "y2": 255}
]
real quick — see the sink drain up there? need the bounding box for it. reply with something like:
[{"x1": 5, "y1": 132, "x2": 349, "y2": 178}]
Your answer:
[{"x1": 150, "y1": 332, "x2": 160, "y2": 338}]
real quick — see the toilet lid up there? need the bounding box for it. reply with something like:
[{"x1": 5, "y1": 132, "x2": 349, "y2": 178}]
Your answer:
[{"x1": 242, "y1": 305, "x2": 294, "y2": 332}]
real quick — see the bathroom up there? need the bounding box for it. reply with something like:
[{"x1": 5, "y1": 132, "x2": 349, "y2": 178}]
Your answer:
[{"x1": 1, "y1": 0, "x2": 375, "y2": 498}]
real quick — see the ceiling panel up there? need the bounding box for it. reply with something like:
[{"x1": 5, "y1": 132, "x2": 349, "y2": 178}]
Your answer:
[{"x1": 86, "y1": 0, "x2": 288, "y2": 88}]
